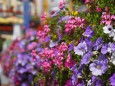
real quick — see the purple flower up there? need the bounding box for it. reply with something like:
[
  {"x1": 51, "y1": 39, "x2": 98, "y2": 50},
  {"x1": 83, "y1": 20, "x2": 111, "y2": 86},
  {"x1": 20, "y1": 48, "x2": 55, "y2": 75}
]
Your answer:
[
  {"x1": 58, "y1": 16, "x2": 70, "y2": 23},
  {"x1": 83, "y1": 26, "x2": 94, "y2": 37},
  {"x1": 110, "y1": 73, "x2": 115, "y2": 86},
  {"x1": 94, "y1": 37, "x2": 103, "y2": 50},
  {"x1": 49, "y1": 40, "x2": 57, "y2": 48},
  {"x1": 78, "y1": 5, "x2": 88, "y2": 13},
  {"x1": 89, "y1": 76, "x2": 104, "y2": 86},
  {"x1": 101, "y1": 44, "x2": 108, "y2": 54},
  {"x1": 74, "y1": 42, "x2": 88, "y2": 56},
  {"x1": 22, "y1": 82, "x2": 29, "y2": 86},
  {"x1": 98, "y1": 54, "x2": 108, "y2": 64},
  {"x1": 68, "y1": 42, "x2": 74, "y2": 51},
  {"x1": 58, "y1": 33, "x2": 62, "y2": 42},
  {"x1": 81, "y1": 51, "x2": 93, "y2": 64},
  {"x1": 94, "y1": 79, "x2": 104, "y2": 86},
  {"x1": 18, "y1": 67, "x2": 27, "y2": 74},
  {"x1": 89, "y1": 60, "x2": 108, "y2": 76},
  {"x1": 51, "y1": 9, "x2": 61, "y2": 17},
  {"x1": 71, "y1": 64, "x2": 85, "y2": 85},
  {"x1": 16, "y1": 54, "x2": 28, "y2": 66},
  {"x1": 85, "y1": 38, "x2": 93, "y2": 51},
  {"x1": 108, "y1": 43, "x2": 115, "y2": 53},
  {"x1": 76, "y1": 79, "x2": 84, "y2": 86},
  {"x1": 45, "y1": 36, "x2": 51, "y2": 42}
]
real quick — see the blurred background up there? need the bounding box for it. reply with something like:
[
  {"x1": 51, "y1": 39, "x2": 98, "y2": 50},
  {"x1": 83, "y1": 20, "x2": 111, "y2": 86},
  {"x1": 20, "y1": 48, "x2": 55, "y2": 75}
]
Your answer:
[
  {"x1": 0, "y1": 0, "x2": 73, "y2": 85},
  {"x1": 0, "y1": 0, "x2": 73, "y2": 53}
]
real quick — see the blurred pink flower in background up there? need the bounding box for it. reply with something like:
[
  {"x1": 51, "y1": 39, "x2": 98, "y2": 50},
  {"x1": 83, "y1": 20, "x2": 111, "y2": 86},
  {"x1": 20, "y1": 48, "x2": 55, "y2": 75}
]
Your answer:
[
  {"x1": 40, "y1": 12, "x2": 47, "y2": 21},
  {"x1": 96, "y1": 7, "x2": 102, "y2": 12},
  {"x1": 85, "y1": 0, "x2": 90, "y2": 4},
  {"x1": 27, "y1": 42, "x2": 37, "y2": 50},
  {"x1": 59, "y1": 0, "x2": 66, "y2": 9}
]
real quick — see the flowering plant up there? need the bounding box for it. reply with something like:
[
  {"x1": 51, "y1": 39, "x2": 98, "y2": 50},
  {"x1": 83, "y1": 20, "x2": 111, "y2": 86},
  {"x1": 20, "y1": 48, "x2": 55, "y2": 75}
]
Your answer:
[{"x1": 1, "y1": 0, "x2": 115, "y2": 86}]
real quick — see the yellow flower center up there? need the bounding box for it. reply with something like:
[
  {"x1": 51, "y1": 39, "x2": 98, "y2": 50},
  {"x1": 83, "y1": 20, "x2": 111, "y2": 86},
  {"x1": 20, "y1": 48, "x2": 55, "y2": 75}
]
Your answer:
[{"x1": 97, "y1": 65, "x2": 101, "y2": 69}]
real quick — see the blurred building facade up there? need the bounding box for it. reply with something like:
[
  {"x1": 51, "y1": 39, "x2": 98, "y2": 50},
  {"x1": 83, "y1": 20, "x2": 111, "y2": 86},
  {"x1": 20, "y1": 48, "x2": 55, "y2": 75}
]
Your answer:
[{"x1": 0, "y1": 0, "x2": 73, "y2": 51}]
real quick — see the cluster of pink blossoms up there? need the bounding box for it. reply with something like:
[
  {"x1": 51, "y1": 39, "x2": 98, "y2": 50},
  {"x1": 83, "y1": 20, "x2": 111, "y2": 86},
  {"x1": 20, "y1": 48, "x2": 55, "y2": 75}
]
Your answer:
[
  {"x1": 65, "y1": 17, "x2": 86, "y2": 32},
  {"x1": 37, "y1": 25, "x2": 50, "y2": 43},
  {"x1": 101, "y1": 12, "x2": 115, "y2": 25},
  {"x1": 37, "y1": 25, "x2": 50, "y2": 37},
  {"x1": 38, "y1": 42, "x2": 68, "y2": 73},
  {"x1": 65, "y1": 54, "x2": 76, "y2": 68}
]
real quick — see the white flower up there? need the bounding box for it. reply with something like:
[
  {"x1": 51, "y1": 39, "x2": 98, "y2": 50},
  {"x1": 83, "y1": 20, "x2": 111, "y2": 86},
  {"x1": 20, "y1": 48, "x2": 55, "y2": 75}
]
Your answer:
[
  {"x1": 111, "y1": 52, "x2": 115, "y2": 65},
  {"x1": 113, "y1": 36, "x2": 115, "y2": 41},
  {"x1": 49, "y1": 40, "x2": 57, "y2": 48},
  {"x1": 103, "y1": 24, "x2": 113, "y2": 34},
  {"x1": 109, "y1": 29, "x2": 115, "y2": 37},
  {"x1": 103, "y1": 25, "x2": 115, "y2": 41}
]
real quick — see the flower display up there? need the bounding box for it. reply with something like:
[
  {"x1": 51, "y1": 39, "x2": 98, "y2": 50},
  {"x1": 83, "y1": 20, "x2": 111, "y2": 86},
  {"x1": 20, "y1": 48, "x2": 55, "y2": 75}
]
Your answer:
[{"x1": 1, "y1": 0, "x2": 115, "y2": 86}]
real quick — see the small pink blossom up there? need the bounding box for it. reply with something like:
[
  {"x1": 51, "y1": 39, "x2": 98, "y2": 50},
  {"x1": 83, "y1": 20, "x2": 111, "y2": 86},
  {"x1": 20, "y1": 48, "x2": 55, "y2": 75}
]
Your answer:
[
  {"x1": 40, "y1": 12, "x2": 47, "y2": 21},
  {"x1": 65, "y1": 80, "x2": 71, "y2": 86},
  {"x1": 44, "y1": 25, "x2": 50, "y2": 33},
  {"x1": 31, "y1": 50, "x2": 37, "y2": 57},
  {"x1": 65, "y1": 54, "x2": 76, "y2": 68},
  {"x1": 96, "y1": 7, "x2": 102, "y2": 12},
  {"x1": 59, "y1": 0, "x2": 65, "y2": 9},
  {"x1": 85, "y1": 0, "x2": 90, "y2": 4},
  {"x1": 59, "y1": 42, "x2": 68, "y2": 51},
  {"x1": 27, "y1": 42, "x2": 37, "y2": 50},
  {"x1": 42, "y1": 61, "x2": 51, "y2": 73}
]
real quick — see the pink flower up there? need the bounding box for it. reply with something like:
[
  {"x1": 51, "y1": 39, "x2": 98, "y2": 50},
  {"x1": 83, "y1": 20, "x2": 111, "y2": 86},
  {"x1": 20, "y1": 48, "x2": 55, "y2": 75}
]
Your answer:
[
  {"x1": 42, "y1": 61, "x2": 51, "y2": 73},
  {"x1": 44, "y1": 25, "x2": 50, "y2": 33},
  {"x1": 40, "y1": 12, "x2": 47, "y2": 21},
  {"x1": 96, "y1": 7, "x2": 102, "y2": 12},
  {"x1": 101, "y1": 12, "x2": 115, "y2": 25},
  {"x1": 31, "y1": 50, "x2": 37, "y2": 57},
  {"x1": 65, "y1": 80, "x2": 71, "y2": 86},
  {"x1": 27, "y1": 42, "x2": 37, "y2": 50},
  {"x1": 59, "y1": 0, "x2": 65, "y2": 9},
  {"x1": 111, "y1": 15, "x2": 115, "y2": 20},
  {"x1": 65, "y1": 54, "x2": 76, "y2": 68},
  {"x1": 85, "y1": 0, "x2": 90, "y2": 4},
  {"x1": 59, "y1": 42, "x2": 68, "y2": 51},
  {"x1": 65, "y1": 17, "x2": 85, "y2": 32}
]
